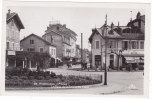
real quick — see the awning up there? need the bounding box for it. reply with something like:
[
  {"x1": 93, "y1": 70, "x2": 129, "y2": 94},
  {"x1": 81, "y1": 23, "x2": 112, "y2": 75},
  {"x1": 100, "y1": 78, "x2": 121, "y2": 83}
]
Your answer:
[
  {"x1": 125, "y1": 57, "x2": 144, "y2": 63},
  {"x1": 122, "y1": 50, "x2": 144, "y2": 57}
]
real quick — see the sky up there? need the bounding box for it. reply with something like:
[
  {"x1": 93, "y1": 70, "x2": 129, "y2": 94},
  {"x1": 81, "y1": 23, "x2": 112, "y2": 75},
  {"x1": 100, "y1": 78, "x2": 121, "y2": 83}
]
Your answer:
[{"x1": 7, "y1": 6, "x2": 145, "y2": 49}]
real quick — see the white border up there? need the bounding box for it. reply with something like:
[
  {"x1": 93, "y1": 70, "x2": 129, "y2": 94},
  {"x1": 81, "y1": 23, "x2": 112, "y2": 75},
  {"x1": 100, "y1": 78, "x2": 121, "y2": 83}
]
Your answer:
[{"x1": 1, "y1": 0, "x2": 151, "y2": 100}]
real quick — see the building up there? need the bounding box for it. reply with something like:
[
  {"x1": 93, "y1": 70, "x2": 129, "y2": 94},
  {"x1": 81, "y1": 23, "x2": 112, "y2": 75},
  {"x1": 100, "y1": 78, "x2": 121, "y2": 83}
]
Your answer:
[
  {"x1": 42, "y1": 22, "x2": 77, "y2": 63},
  {"x1": 82, "y1": 49, "x2": 91, "y2": 63},
  {"x1": 20, "y1": 33, "x2": 56, "y2": 70},
  {"x1": 6, "y1": 9, "x2": 24, "y2": 67},
  {"x1": 89, "y1": 12, "x2": 144, "y2": 70},
  {"x1": 75, "y1": 45, "x2": 81, "y2": 62}
]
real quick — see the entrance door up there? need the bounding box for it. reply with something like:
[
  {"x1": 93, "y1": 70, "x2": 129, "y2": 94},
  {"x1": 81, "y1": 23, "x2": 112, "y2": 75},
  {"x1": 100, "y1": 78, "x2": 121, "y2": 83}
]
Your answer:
[
  {"x1": 95, "y1": 55, "x2": 101, "y2": 68},
  {"x1": 110, "y1": 55, "x2": 114, "y2": 69},
  {"x1": 124, "y1": 41, "x2": 128, "y2": 50}
]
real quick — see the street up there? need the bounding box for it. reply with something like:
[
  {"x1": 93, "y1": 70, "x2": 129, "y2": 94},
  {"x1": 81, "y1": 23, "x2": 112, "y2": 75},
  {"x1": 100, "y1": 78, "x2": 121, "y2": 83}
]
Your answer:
[{"x1": 6, "y1": 65, "x2": 144, "y2": 95}]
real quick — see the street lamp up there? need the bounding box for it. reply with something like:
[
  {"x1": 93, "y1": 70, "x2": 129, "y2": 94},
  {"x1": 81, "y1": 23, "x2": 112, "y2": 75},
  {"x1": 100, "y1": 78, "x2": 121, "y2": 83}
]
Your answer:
[{"x1": 104, "y1": 22, "x2": 108, "y2": 85}]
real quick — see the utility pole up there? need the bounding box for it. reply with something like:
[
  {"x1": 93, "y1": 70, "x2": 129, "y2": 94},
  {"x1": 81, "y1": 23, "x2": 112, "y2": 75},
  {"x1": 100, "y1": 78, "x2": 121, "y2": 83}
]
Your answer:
[
  {"x1": 104, "y1": 14, "x2": 107, "y2": 85},
  {"x1": 101, "y1": 40, "x2": 102, "y2": 71},
  {"x1": 81, "y1": 33, "x2": 83, "y2": 69}
]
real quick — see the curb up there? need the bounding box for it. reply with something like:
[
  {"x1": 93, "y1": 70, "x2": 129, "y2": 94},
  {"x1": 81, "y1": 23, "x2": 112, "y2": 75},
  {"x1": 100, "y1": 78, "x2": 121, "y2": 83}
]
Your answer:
[{"x1": 6, "y1": 83, "x2": 103, "y2": 90}]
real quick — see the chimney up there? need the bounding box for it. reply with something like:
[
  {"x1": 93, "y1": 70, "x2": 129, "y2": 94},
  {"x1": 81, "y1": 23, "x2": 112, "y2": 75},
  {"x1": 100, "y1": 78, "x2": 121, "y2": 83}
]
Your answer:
[
  {"x1": 63, "y1": 24, "x2": 66, "y2": 28},
  {"x1": 7, "y1": 9, "x2": 11, "y2": 17},
  {"x1": 92, "y1": 28, "x2": 95, "y2": 33},
  {"x1": 118, "y1": 21, "x2": 119, "y2": 27},
  {"x1": 111, "y1": 22, "x2": 114, "y2": 30},
  {"x1": 136, "y1": 12, "x2": 141, "y2": 19}
]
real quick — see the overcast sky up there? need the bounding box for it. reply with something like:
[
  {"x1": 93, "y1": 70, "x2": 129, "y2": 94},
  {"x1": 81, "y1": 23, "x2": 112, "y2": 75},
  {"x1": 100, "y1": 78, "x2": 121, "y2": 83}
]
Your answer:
[{"x1": 7, "y1": 6, "x2": 144, "y2": 49}]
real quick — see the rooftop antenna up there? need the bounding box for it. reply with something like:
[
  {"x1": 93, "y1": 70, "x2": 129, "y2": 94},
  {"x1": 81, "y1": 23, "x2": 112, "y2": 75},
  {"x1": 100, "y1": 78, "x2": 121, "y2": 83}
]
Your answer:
[
  {"x1": 130, "y1": 11, "x2": 132, "y2": 21},
  {"x1": 118, "y1": 21, "x2": 119, "y2": 27}
]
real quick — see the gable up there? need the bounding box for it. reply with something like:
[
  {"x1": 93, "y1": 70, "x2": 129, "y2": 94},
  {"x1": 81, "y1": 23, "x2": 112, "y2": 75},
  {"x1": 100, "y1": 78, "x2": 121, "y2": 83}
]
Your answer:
[{"x1": 89, "y1": 29, "x2": 102, "y2": 43}]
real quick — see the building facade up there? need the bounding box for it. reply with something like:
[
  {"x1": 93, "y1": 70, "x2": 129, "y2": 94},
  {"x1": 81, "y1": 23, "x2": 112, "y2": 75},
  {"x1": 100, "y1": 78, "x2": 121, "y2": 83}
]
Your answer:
[
  {"x1": 89, "y1": 12, "x2": 144, "y2": 70},
  {"x1": 42, "y1": 22, "x2": 77, "y2": 62},
  {"x1": 20, "y1": 33, "x2": 56, "y2": 70},
  {"x1": 6, "y1": 9, "x2": 24, "y2": 67}
]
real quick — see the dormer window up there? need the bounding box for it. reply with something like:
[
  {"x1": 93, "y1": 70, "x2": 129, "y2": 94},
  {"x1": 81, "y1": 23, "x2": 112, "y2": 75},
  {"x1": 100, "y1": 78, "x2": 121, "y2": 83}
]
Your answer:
[{"x1": 109, "y1": 30, "x2": 114, "y2": 35}]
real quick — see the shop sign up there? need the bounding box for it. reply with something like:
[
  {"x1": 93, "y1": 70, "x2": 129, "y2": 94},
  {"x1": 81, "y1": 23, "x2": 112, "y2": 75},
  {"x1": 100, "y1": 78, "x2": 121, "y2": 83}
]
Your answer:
[{"x1": 7, "y1": 50, "x2": 16, "y2": 55}]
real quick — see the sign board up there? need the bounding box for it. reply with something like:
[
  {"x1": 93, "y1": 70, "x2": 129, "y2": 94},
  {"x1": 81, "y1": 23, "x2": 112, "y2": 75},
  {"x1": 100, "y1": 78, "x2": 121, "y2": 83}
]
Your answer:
[{"x1": 7, "y1": 50, "x2": 16, "y2": 55}]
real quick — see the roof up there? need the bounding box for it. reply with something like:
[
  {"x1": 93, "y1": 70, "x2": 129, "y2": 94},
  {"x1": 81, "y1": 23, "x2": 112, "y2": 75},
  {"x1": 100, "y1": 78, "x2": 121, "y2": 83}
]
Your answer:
[
  {"x1": 21, "y1": 33, "x2": 56, "y2": 47},
  {"x1": 6, "y1": 12, "x2": 24, "y2": 29},
  {"x1": 97, "y1": 26, "x2": 124, "y2": 39},
  {"x1": 127, "y1": 15, "x2": 145, "y2": 27},
  {"x1": 47, "y1": 24, "x2": 77, "y2": 38},
  {"x1": 89, "y1": 26, "x2": 124, "y2": 43},
  {"x1": 62, "y1": 41, "x2": 71, "y2": 46},
  {"x1": 121, "y1": 33, "x2": 144, "y2": 40}
]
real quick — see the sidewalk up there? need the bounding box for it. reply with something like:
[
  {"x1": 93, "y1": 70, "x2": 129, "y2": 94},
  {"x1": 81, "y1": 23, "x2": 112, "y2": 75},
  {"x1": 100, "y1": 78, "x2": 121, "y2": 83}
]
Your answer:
[{"x1": 6, "y1": 82, "x2": 128, "y2": 95}]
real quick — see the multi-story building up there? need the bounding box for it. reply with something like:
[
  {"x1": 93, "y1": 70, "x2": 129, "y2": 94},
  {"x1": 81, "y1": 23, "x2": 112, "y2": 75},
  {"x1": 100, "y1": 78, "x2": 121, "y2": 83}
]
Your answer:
[
  {"x1": 42, "y1": 22, "x2": 77, "y2": 62},
  {"x1": 89, "y1": 12, "x2": 144, "y2": 70},
  {"x1": 75, "y1": 45, "x2": 81, "y2": 62},
  {"x1": 6, "y1": 9, "x2": 24, "y2": 67},
  {"x1": 20, "y1": 33, "x2": 56, "y2": 70}
]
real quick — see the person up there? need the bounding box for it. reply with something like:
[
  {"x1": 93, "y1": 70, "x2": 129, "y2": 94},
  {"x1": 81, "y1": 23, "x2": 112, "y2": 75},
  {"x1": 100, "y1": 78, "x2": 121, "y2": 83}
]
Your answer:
[
  {"x1": 67, "y1": 61, "x2": 70, "y2": 68},
  {"x1": 87, "y1": 63, "x2": 90, "y2": 71}
]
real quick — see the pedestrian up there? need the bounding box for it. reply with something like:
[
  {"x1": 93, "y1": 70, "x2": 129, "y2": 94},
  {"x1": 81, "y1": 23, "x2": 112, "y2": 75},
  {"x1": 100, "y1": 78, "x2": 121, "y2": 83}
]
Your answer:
[
  {"x1": 87, "y1": 63, "x2": 90, "y2": 71},
  {"x1": 67, "y1": 61, "x2": 70, "y2": 69}
]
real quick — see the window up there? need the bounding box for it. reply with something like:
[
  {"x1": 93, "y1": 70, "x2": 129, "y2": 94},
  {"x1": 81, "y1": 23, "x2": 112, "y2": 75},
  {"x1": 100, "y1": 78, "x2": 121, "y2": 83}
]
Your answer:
[
  {"x1": 7, "y1": 42, "x2": 9, "y2": 49},
  {"x1": 40, "y1": 48, "x2": 43, "y2": 52},
  {"x1": 51, "y1": 48, "x2": 53, "y2": 55},
  {"x1": 30, "y1": 40, "x2": 34, "y2": 44},
  {"x1": 54, "y1": 49, "x2": 55, "y2": 55},
  {"x1": 132, "y1": 41, "x2": 137, "y2": 49},
  {"x1": 136, "y1": 41, "x2": 139, "y2": 49},
  {"x1": 28, "y1": 48, "x2": 35, "y2": 51},
  {"x1": 140, "y1": 41, "x2": 144, "y2": 49},
  {"x1": 123, "y1": 41, "x2": 129, "y2": 50},
  {"x1": 95, "y1": 41, "x2": 100, "y2": 49}
]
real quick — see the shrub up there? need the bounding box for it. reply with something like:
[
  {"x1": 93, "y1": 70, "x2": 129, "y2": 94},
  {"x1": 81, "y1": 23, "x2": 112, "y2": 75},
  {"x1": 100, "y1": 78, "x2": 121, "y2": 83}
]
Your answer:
[
  {"x1": 11, "y1": 76, "x2": 20, "y2": 80},
  {"x1": 85, "y1": 76, "x2": 92, "y2": 80},
  {"x1": 50, "y1": 72, "x2": 56, "y2": 78},
  {"x1": 20, "y1": 76, "x2": 28, "y2": 80},
  {"x1": 45, "y1": 76, "x2": 51, "y2": 80},
  {"x1": 5, "y1": 76, "x2": 10, "y2": 80},
  {"x1": 36, "y1": 76, "x2": 45, "y2": 80},
  {"x1": 28, "y1": 76, "x2": 35, "y2": 80}
]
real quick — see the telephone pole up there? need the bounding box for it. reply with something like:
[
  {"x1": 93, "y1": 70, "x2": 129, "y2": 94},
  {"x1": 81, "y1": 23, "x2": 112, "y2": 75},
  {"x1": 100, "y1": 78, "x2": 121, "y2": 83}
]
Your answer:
[
  {"x1": 81, "y1": 33, "x2": 83, "y2": 69},
  {"x1": 104, "y1": 14, "x2": 108, "y2": 85}
]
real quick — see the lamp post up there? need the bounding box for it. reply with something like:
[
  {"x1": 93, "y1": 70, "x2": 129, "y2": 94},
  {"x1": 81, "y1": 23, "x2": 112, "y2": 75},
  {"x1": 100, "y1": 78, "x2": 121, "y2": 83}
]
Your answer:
[{"x1": 104, "y1": 14, "x2": 108, "y2": 85}]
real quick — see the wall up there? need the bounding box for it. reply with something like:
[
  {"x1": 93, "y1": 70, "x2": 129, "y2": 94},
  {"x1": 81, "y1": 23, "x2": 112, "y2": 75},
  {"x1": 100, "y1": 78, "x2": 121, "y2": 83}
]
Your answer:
[
  {"x1": 70, "y1": 37, "x2": 76, "y2": 57},
  {"x1": 91, "y1": 33, "x2": 122, "y2": 69},
  {"x1": 91, "y1": 33, "x2": 102, "y2": 68},
  {"x1": 6, "y1": 19, "x2": 20, "y2": 51},
  {"x1": 42, "y1": 32, "x2": 63, "y2": 59},
  {"x1": 20, "y1": 35, "x2": 50, "y2": 53}
]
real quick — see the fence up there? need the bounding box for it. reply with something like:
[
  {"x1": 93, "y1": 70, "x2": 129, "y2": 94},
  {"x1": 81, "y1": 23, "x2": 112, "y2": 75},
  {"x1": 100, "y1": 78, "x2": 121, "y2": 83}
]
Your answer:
[{"x1": 50, "y1": 71, "x2": 103, "y2": 82}]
